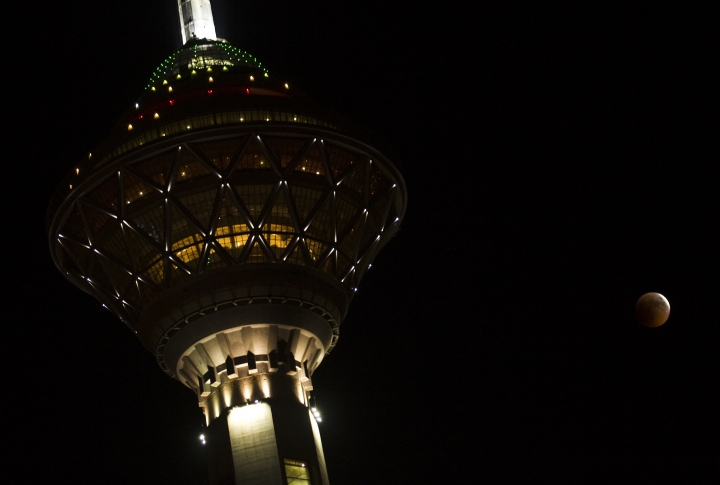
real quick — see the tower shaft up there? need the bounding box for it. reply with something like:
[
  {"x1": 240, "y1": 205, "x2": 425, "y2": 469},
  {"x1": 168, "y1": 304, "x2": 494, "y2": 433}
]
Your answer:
[
  {"x1": 204, "y1": 379, "x2": 329, "y2": 485},
  {"x1": 176, "y1": 300, "x2": 332, "y2": 485}
]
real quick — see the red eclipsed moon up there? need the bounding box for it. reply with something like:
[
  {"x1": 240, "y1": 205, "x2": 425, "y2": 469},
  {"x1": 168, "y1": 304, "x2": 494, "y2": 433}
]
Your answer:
[{"x1": 636, "y1": 292, "x2": 670, "y2": 328}]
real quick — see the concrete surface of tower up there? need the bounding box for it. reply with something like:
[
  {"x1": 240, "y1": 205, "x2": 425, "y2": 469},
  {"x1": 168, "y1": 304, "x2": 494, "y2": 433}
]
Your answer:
[{"x1": 46, "y1": 1, "x2": 406, "y2": 484}]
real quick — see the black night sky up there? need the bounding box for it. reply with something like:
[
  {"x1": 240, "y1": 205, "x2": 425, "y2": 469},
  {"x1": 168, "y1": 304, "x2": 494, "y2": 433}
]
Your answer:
[{"x1": 8, "y1": 1, "x2": 717, "y2": 483}]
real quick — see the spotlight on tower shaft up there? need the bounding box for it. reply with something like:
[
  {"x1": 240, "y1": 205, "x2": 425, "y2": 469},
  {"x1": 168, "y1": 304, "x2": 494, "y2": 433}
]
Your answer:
[{"x1": 46, "y1": 0, "x2": 406, "y2": 483}]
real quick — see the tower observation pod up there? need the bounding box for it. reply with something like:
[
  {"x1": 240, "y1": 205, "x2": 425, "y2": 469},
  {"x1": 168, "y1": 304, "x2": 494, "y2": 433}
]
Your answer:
[{"x1": 46, "y1": 3, "x2": 406, "y2": 485}]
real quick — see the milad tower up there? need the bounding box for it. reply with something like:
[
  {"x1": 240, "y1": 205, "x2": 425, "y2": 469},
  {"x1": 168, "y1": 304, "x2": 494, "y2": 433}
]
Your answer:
[{"x1": 45, "y1": 1, "x2": 406, "y2": 484}]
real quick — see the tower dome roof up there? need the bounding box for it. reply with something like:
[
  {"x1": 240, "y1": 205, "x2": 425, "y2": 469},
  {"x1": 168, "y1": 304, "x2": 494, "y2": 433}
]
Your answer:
[{"x1": 147, "y1": 38, "x2": 267, "y2": 89}]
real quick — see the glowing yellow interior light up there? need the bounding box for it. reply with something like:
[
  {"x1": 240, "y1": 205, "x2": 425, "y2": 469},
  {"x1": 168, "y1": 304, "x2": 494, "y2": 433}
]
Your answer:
[
  {"x1": 69, "y1": 184, "x2": 73, "y2": 189},
  {"x1": 139, "y1": 191, "x2": 143, "y2": 195},
  {"x1": 88, "y1": 153, "x2": 92, "y2": 159},
  {"x1": 151, "y1": 87, "x2": 156, "y2": 91},
  {"x1": 208, "y1": 77, "x2": 214, "y2": 82},
  {"x1": 76, "y1": 168, "x2": 79, "y2": 175},
  {"x1": 187, "y1": 125, "x2": 191, "y2": 129},
  {"x1": 192, "y1": 70, "x2": 197, "y2": 75},
  {"x1": 250, "y1": 76, "x2": 254, "y2": 81},
  {"x1": 207, "y1": 67, "x2": 212, "y2": 72},
  {"x1": 127, "y1": 124, "x2": 133, "y2": 131},
  {"x1": 176, "y1": 74, "x2": 181, "y2": 79},
  {"x1": 163, "y1": 80, "x2": 168, "y2": 85},
  {"x1": 168, "y1": 86, "x2": 173, "y2": 92},
  {"x1": 264, "y1": 73, "x2": 268, "y2": 77},
  {"x1": 154, "y1": 113, "x2": 160, "y2": 119},
  {"x1": 285, "y1": 83, "x2": 289, "y2": 89},
  {"x1": 223, "y1": 66, "x2": 228, "y2": 71}
]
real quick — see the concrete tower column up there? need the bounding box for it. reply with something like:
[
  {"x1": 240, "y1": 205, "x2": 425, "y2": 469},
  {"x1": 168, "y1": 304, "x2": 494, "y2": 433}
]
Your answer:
[
  {"x1": 149, "y1": 271, "x2": 340, "y2": 485},
  {"x1": 203, "y1": 380, "x2": 329, "y2": 485}
]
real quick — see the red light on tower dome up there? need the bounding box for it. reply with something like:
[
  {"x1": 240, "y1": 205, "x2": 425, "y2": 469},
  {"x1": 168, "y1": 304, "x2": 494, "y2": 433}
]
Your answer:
[
  {"x1": 169, "y1": 100, "x2": 175, "y2": 106},
  {"x1": 246, "y1": 88, "x2": 250, "y2": 94},
  {"x1": 208, "y1": 90, "x2": 213, "y2": 95}
]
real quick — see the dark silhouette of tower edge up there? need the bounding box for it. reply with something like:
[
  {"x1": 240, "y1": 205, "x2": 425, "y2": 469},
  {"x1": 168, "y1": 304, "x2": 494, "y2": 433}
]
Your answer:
[{"x1": 46, "y1": 2, "x2": 406, "y2": 484}]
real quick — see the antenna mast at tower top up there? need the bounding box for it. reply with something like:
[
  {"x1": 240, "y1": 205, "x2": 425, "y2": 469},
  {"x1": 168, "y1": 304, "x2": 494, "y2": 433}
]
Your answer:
[{"x1": 177, "y1": 0, "x2": 217, "y2": 44}]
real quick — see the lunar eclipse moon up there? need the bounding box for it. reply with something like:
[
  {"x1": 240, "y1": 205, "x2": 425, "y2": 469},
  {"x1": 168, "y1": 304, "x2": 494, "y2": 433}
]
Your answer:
[{"x1": 636, "y1": 292, "x2": 671, "y2": 328}]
